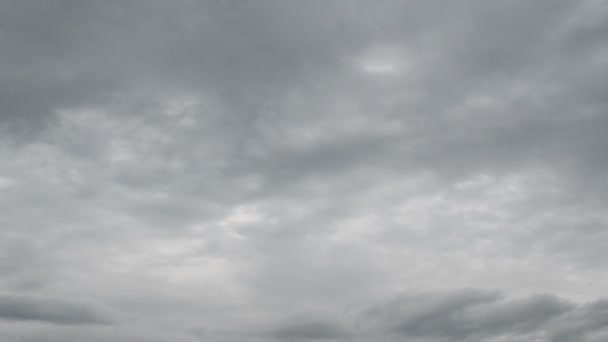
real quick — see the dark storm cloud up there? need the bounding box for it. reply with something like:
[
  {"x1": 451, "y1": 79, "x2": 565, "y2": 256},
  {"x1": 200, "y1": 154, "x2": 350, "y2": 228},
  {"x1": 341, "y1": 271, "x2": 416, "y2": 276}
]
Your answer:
[{"x1": 1, "y1": 0, "x2": 608, "y2": 342}]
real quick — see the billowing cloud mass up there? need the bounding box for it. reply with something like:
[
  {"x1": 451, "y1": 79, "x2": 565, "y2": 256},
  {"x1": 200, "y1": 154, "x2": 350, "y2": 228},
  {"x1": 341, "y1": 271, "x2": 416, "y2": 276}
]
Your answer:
[{"x1": 1, "y1": 1, "x2": 607, "y2": 341}]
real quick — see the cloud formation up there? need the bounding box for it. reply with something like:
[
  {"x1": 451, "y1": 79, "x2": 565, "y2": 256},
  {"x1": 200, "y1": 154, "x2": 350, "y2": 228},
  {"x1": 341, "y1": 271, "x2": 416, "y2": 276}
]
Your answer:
[
  {"x1": 1, "y1": 0, "x2": 607, "y2": 341},
  {"x1": 0, "y1": 294, "x2": 116, "y2": 325}
]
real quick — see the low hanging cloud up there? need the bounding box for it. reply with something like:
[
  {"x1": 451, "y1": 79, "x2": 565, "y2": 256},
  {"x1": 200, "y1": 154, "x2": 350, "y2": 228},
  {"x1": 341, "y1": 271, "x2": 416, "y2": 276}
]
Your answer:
[
  {"x1": 258, "y1": 289, "x2": 608, "y2": 342},
  {"x1": 356, "y1": 289, "x2": 600, "y2": 342},
  {"x1": 1, "y1": 0, "x2": 608, "y2": 341},
  {"x1": 0, "y1": 294, "x2": 117, "y2": 325}
]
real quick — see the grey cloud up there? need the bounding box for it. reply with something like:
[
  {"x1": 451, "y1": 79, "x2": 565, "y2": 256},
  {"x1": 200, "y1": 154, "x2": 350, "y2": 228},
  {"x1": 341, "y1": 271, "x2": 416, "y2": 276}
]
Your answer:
[
  {"x1": 0, "y1": 324, "x2": 199, "y2": 342},
  {"x1": 0, "y1": 294, "x2": 117, "y2": 325},
  {"x1": 548, "y1": 300, "x2": 608, "y2": 342},
  {"x1": 236, "y1": 289, "x2": 608, "y2": 342},
  {"x1": 0, "y1": 0, "x2": 370, "y2": 138},
  {"x1": 357, "y1": 290, "x2": 606, "y2": 342},
  {"x1": 264, "y1": 317, "x2": 351, "y2": 341},
  {"x1": 1, "y1": 1, "x2": 608, "y2": 341}
]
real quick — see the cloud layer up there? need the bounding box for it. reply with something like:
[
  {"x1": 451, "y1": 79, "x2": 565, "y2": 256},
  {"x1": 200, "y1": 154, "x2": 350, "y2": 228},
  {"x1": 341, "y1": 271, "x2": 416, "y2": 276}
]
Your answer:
[{"x1": 1, "y1": 0, "x2": 607, "y2": 341}]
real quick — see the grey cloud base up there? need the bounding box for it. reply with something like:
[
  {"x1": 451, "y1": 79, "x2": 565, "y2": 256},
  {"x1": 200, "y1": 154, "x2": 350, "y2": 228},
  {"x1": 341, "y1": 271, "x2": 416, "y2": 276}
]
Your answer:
[
  {"x1": 0, "y1": 294, "x2": 116, "y2": 325},
  {"x1": 1, "y1": 0, "x2": 608, "y2": 341},
  {"x1": 1, "y1": 289, "x2": 607, "y2": 342}
]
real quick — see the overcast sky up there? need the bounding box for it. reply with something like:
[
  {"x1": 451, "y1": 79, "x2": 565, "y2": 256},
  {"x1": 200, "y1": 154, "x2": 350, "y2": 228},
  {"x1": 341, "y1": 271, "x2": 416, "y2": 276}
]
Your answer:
[{"x1": 1, "y1": 1, "x2": 608, "y2": 341}]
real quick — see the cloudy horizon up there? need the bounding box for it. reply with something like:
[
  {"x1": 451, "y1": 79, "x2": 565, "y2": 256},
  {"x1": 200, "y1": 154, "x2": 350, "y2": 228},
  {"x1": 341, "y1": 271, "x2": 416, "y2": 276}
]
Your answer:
[{"x1": 1, "y1": 1, "x2": 608, "y2": 341}]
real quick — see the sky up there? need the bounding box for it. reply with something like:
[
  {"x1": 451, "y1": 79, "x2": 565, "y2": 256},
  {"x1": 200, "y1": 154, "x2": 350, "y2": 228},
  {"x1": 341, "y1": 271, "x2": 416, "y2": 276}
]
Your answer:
[{"x1": 1, "y1": 1, "x2": 608, "y2": 341}]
